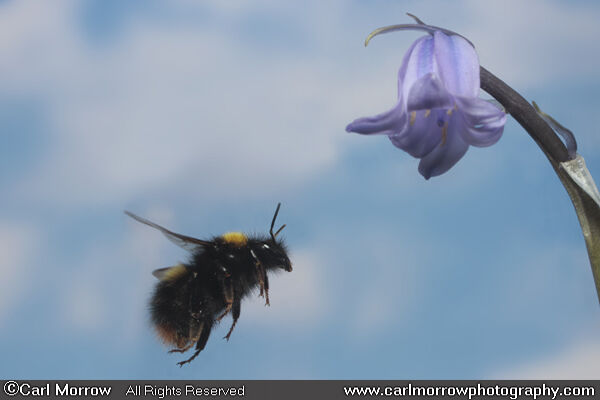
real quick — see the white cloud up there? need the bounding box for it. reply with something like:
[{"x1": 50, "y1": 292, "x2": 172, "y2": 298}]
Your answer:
[
  {"x1": 0, "y1": 222, "x2": 39, "y2": 323},
  {"x1": 3, "y1": 0, "x2": 600, "y2": 208},
  {"x1": 492, "y1": 333, "x2": 600, "y2": 379},
  {"x1": 2, "y1": 0, "x2": 355, "y2": 207}
]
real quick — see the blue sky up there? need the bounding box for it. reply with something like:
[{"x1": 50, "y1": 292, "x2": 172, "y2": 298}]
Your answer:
[{"x1": 2, "y1": 0, "x2": 600, "y2": 379}]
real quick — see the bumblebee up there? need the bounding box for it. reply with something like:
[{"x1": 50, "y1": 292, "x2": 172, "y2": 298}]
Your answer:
[{"x1": 125, "y1": 203, "x2": 292, "y2": 366}]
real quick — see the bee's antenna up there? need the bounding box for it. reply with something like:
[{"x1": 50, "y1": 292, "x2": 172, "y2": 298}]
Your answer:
[
  {"x1": 269, "y1": 203, "x2": 283, "y2": 241},
  {"x1": 274, "y1": 224, "x2": 286, "y2": 238}
]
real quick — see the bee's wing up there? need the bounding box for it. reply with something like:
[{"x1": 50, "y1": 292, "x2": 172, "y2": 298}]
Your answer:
[{"x1": 124, "y1": 211, "x2": 211, "y2": 252}]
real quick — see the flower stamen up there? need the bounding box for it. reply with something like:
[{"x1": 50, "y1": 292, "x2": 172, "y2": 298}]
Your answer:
[
  {"x1": 424, "y1": 109, "x2": 431, "y2": 118},
  {"x1": 410, "y1": 111, "x2": 416, "y2": 126},
  {"x1": 441, "y1": 121, "x2": 448, "y2": 146}
]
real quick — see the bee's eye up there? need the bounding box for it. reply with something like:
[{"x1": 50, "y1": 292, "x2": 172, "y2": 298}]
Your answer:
[{"x1": 262, "y1": 244, "x2": 270, "y2": 249}]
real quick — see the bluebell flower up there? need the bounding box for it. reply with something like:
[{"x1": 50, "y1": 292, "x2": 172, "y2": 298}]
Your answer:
[{"x1": 346, "y1": 24, "x2": 507, "y2": 179}]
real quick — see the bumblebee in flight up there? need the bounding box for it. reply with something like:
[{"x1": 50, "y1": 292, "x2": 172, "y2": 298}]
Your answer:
[{"x1": 125, "y1": 203, "x2": 292, "y2": 366}]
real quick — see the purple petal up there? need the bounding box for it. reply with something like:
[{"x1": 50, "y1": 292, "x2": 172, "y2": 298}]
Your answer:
[
  {"x1": 389, "y1": 109, "x2": 444, "y2": 158},
  {"x1": 433, "y1": 31, "x2": 480, "y2": 98},
  {"x1": 345, "y1": 102, "x2": 407, "y2": 136},
  {"x1": 418, "y1": 117, "x2": 469, "y2": 179},
  {"x1": 398, "y1": 35, "x2": 435, "y2": 102},
  {"x1": 406, "y1": 73, "x2": 453, "y2": 111},
  {"x1": 456, "y1": 96, "x2": 505, "y2": 125},
  {"x1": 455, "y1": 96, "x2": 507, "y2": 147}
]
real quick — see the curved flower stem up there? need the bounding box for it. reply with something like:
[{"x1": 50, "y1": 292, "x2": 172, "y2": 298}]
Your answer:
[
  {"x1": 479, "y1": 67, "x2": 570, "y2": 162},
  {"x1": 480, "y1": 66, "x2": 600, "y2": 303}
]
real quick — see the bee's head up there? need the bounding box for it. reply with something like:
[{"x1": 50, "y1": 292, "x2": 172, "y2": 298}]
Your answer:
[
  {"x1": 257, "y1": 202, "x2": 292, "y2": 272},
  {"x1": 254, "y1": 240, "x2": 292, "y2": 272}
]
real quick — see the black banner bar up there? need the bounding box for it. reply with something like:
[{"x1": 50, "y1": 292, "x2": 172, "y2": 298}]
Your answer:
[{"x1": 1, "y1": 380, "x2": 598, "y2": 400}]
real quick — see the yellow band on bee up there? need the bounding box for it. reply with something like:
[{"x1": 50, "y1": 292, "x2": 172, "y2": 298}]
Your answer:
[
  {"x1": 221, "y1": 232, "x2": 248, "y2": 247},
  {"x1": 162, "y1": 264, "x2": 187, "y2": 281}
]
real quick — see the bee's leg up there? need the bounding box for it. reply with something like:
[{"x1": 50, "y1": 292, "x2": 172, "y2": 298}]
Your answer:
[
  {"x1": 216, "y1": 277, "x2": 234, "y2": 321},
  {"x1": 223, "y1": 293, "x2": 241, "y2": 341},
  {"x1": 256, "y1": 267, "x2": 264, "y2": 297},
  {"x1": 177, "y1": 318, "x2": 213, "y2": 367},
  {"x1": 254, "y1": 261, "x2": 270, "y2": 306},
  {"x1": 169, "y1": 320, "x2": 204, "y2": 354},
  {"x1": 250, "y1": 249, "x2": 268, "y2": 304},
  {"x1": 169, "y1": 343, "x2": 194, "y2": 354},
  {"x1": 263, "y1": 270, "x2": 270, "y2": 306}
]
